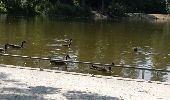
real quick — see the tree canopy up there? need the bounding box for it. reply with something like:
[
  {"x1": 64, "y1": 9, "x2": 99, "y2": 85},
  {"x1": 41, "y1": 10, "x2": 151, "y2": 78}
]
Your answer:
[{"x1": 0, "y1": 0, "x2": 168, "y2": 17}]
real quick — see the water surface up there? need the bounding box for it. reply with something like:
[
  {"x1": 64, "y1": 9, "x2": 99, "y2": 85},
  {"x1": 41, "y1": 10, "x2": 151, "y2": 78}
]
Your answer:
[{"x1": 0, "y1": 15, "x2": 170, "y2": 82}]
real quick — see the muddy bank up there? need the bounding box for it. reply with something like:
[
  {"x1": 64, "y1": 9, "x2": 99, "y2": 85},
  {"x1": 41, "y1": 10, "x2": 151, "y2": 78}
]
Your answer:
[{"x1": 126, "y1": 13, "x2": 170, "y2": 22}]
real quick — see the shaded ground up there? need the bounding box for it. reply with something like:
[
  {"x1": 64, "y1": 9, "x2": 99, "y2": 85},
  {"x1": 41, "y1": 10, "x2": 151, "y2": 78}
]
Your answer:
[
  {"x1": 0, "y1": 64, "x2": 170, "y2": 100},
  {"x1": 0, "y1": 67, "x2": 118, "y2": 100}
]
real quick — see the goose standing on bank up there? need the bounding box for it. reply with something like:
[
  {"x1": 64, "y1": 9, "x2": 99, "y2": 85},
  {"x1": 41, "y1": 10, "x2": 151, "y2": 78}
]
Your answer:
[
  {"x1": 50, "y1": 55, "x2": 70, "y2": 65},
  {"x1": 90, "y1": 62, "x2": 114, "y2": 72},
  {"x1": 8, "y1": 41, "x2": 26, "y2": 49},
  {"x1": 0, "y1": 44, "x2": 8, "y2": 53}
]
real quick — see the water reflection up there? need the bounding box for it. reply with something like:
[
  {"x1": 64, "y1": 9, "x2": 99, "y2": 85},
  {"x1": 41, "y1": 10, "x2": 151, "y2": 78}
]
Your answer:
[{"x1": 0, "y1": 15, "x2": 170, "y2": 82}]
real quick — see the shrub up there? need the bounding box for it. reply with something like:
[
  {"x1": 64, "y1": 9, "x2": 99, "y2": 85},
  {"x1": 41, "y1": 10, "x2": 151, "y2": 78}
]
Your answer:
[
  {"x1": 0, "y1": 1, "x2": 7, "y2": 13},
  {"x1": 48, "y1": 3, "x2": 91, "y2": 17}
]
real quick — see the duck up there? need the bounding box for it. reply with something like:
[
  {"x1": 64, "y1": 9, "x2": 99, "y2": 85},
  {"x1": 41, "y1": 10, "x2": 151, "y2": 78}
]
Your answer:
[
  {"x1": 90, "y1": 62, "x2": 114, "y2": 72},
  {"x1": 8, "y1": 41, "x2": 26, "y2": 49},
  {"x1": 133, "y1": 47, "x2": 144, "y2": 54},
  {"x1": 62, "y1": 42, "x2": 71, "y2": 47},
  {"x1": 0, "y1": 44, "x2": 8, "y2": 53},
  {"x1": 50, "y1": 55, "x2": 70, "y2": 65},
  {"x1": 133, "y1": 47, "x2": 138, "y2": 52}
]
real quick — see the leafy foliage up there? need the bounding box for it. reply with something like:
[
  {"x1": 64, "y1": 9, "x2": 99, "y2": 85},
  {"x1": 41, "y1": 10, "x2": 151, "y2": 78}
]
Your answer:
[
  {"x1": 0, "y1": 0, "x2": 7, "y2": 13},
  {"x1": 0, "y1": 0, "x2": 168, "y2": 16}
]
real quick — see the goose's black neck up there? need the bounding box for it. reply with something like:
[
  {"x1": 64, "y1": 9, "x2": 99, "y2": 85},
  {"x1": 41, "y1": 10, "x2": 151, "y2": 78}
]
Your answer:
[
  {"x1": 68, "y1": 43, "x2": 71, "y2": 46},
  {"x1": 108, "y1": 62, "x2": 114, "y2": 71},
  {"x1": 66, "y1": 55, "x2": 70, "y2": 60},
  {"x1": 5, "y1": 44, "x2": 8, "y2": 50},
  {"x1": 108, "y1": 67, "x2": 112, "y2": 71},
  {"x1": 21, "y1": 42, "x2": 25, "y2": 48}
]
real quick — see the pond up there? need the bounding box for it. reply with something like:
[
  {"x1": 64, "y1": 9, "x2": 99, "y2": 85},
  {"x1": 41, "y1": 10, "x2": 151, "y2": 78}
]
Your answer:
[{"x1": 0, "y1": 15, "x2": 170, "y2": 82}]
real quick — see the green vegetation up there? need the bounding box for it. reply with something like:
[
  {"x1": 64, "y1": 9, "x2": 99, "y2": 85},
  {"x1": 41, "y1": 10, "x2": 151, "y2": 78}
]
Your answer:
[
  {"x1": 0, "y1": 0, "x2": 169, "y2": 17},
  {"x1": 0, "y1": 1, "x2": 6, "y2": 13}
]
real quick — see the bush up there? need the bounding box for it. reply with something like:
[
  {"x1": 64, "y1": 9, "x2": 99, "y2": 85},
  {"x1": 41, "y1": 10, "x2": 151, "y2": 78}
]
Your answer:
[
  {"x1": 1, "y1": 0, "x2": 49, "y2": 15},
  {"x1": 107, "y1": 2, "x2": 126, "y2": 17},
  {"x1": 0, "y1": 1, "x2": 7, "y2": 13},
  {"x1": 0, "y1": 0, "x2": 168, "y2": 16},
  {"x1": 48, "y1": 3, "x2": 91, "y2": 17}
]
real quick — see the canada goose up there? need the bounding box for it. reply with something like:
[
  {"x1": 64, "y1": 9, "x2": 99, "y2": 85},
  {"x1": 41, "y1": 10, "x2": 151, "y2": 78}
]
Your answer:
[
  {"x1": 90, "y1": 63, "x2": 114, "y2": 72},
  {"x1": 62, "y1": 42, "x2": 71, "y2": 47},
  {"x1": 0, "y1": 44, "x2": 8, "y2": 53},
  {"x1": 65, "y1": 39, "x2": 72, "y2": 42},
  {"x1": 65, "y1": 39, "x2": 73, "y2": 42},
  {"x1": 50, "y1": 55, "x2": 70, "y2": 65},
  {"x1": 133, "y1": 47, "x2": 144, "y2": 53},
  {"x1": 8, "y1": 41, "x2": 26, "y2": 49}
]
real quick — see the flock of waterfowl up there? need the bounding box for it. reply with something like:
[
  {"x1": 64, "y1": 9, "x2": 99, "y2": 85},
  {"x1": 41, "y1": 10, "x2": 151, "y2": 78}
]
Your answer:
[
  {"x1": 0, "y1": 39, "x2": 141, "y2": 72},
  {"x1": 0, "y1": 39, "x2": 114, "y2": 72},
  {"x1": 89, "y1": 47, "x2": 141, "y2": 72}
]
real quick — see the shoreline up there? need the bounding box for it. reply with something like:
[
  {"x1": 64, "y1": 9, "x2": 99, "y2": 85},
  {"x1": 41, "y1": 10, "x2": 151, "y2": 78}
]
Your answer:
[
  {"x1": 1, "y1": 13, "x2": 170, "y2": 22},
  {"x1": 126, "y1": 13, "x2": 170, "y2": 22},
  {"x1": 0, "y1": 64, "x2": 170, "y2": 100}
]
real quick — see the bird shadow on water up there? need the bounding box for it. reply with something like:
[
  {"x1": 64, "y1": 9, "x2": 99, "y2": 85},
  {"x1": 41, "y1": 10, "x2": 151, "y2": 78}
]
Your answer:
[{"x1": 0, "y1": 72, "x2": 119, "y2": 100}]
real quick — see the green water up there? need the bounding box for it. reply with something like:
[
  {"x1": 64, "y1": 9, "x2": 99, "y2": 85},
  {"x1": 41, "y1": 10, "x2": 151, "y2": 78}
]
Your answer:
[{"x1": 0, "y1": 15, "x2": 170, "y2": 82}]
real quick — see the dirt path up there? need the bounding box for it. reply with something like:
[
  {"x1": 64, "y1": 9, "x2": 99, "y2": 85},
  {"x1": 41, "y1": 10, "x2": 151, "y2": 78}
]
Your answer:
[{"x1": 0, "y1": 64, "x2": 170, "y2": 100}]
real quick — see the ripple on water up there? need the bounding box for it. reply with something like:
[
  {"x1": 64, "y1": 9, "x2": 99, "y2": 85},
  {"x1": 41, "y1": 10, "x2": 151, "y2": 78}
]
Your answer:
[
  {"x1": 55, "y1": 49, "x2": 61, "y2": 51},
  {"x1": 46, "y1": 44, "x2": 62, "y2": 47}
]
